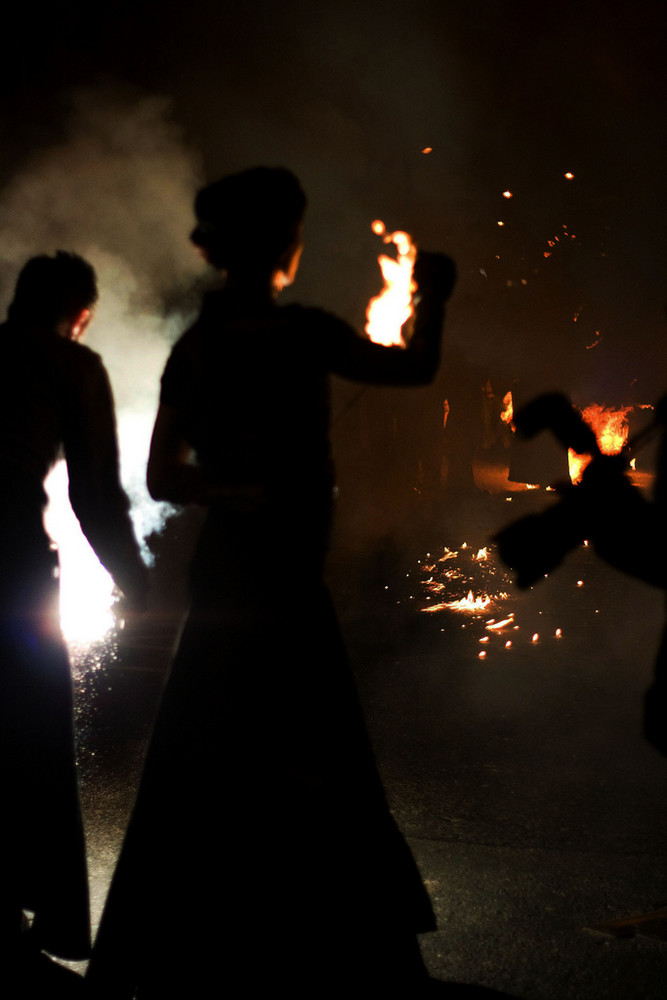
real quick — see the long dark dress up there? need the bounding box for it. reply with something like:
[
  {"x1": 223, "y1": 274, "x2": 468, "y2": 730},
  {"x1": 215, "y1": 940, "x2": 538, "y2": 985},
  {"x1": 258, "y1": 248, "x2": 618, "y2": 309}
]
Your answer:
[
  {"x1": 0, "y1": 321, "x2": 145, "y2": 960},
  {"x1": 87, "y1": 285, "x2": 449, "y2": 996}
]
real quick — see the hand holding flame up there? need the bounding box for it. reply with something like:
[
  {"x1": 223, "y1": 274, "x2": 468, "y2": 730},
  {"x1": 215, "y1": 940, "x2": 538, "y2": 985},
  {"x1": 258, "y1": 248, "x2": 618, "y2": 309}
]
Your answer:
[
  {"x1": 412, "y1": 251, "x2": 457, "y2": 304},
  {"x1": 366, "y1": 219, "x2": 456, "y2": 347}
]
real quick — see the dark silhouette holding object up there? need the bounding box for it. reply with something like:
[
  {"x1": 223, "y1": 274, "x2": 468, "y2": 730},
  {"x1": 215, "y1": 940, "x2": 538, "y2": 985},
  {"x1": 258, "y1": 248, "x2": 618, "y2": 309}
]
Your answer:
[
  {"x1": 0, "y1": 253, "x2": 147, "y2": 984},
  {"x1": 496, "y1": 391, "x2": 667, "y2": 755},
  {"x1": 86, "y1": 167, "x2": 458, "y2": 997}
]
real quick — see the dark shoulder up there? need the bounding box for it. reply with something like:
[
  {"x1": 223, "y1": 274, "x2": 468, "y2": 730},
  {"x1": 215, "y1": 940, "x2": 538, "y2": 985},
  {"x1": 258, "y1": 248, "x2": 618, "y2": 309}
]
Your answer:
[
  {"x1": 165, "y1": 290, "x2": 232, "y2": 358},
  {"x1": 49, "y1": 336, "x2": 108, "y2": 386},
  {"x1": 166, "y1": 299, "x2": 354, "y2": 351},
  {"x1": 55, "y1": 336, "x2": 104, "y2": 366},
  {"x1": 1, "y1": 321, "x2": 104, "y2": 369}
]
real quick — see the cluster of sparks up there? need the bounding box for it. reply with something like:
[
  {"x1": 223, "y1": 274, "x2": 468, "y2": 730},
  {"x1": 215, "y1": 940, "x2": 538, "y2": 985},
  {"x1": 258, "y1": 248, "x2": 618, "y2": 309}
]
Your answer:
[
  {"x1": 492, "y1": 172, "x2": 579, "y2": 288},
  {"x1": 490, "y1": 168, "x2": 653, "y2": 489},
  {"x1": 414, "y1": 542, "x2": 566, "y2": 661}
]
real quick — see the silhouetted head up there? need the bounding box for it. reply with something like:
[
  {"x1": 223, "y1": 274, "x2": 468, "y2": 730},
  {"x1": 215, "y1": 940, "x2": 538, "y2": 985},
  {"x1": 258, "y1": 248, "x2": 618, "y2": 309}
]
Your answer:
[
  {"x1": 190, "y1": 167, "x2": 307, "y2": 284},
  {"x1": 8, "y1": 251, "x2": 98, "y2": 339}
]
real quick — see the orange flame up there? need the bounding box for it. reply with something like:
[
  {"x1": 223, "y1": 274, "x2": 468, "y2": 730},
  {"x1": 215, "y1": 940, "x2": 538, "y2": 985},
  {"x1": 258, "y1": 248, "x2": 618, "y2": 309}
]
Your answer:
[
  {"x1": 500, "y1": 391, "x2": 514, "y2": 426},
  {"x1": 567, "y1": 403, "x2": 633, "y2": 484},
  {"x1": 365, "y1": 220, "x2": 417, "y2": 347},
  {"x1": 442, "y1": 591, "x2": 492, "y2": 614}
]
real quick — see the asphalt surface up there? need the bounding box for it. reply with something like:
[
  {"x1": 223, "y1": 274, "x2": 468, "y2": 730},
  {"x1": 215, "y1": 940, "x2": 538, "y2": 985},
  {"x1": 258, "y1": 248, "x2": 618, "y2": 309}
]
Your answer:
[{"x1": 68, "y1": 481, "x2": 667, "y2": 999}]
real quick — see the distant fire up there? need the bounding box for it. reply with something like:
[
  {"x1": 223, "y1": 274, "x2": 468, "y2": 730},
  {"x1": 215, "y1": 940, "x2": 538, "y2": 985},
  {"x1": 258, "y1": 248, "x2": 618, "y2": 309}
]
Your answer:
[
  {"x1": 500, "y1": 394, "x2": 646, "y2": 486},
  {"x1": 365, "y1": 220, "x2": 417, "y2": 347},
  {"x1": 500, "y1": 391, "x2": 514, "y2": 427},
  {"x1": 567, "y1": 403, "x2": 633, "y2": 484}
]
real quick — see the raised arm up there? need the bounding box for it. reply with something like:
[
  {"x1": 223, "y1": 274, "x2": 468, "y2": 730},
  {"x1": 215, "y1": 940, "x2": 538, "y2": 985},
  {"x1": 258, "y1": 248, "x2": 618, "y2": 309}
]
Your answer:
[{"x1": 327, "y1": 251, "x2": 456, "y2": 385}]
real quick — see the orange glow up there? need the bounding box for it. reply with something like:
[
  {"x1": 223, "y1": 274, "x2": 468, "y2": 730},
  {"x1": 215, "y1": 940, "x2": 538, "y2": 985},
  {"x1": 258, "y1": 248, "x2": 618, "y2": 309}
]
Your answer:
[
  {"x1": 486, "y1": 615, "x2": 515, "y2": 632},
  {"x1": 502, "y1": 190, "x2": 513, "y2": 199},
  {"x1": 442, "y1": 591, "x2": 493, "y2": 614},
  {"x1": 500, "y1": 391, "x2": 514, "y2": 426},
  {"x1": 421, "y1": 146, "x2": 433, "y2": 154},
  {"x1": 567, "y1": 403, "x2": 633, "y2": 483},
  {"x1": 365, "y1": 219, "x2": 417, "y2": 347}
]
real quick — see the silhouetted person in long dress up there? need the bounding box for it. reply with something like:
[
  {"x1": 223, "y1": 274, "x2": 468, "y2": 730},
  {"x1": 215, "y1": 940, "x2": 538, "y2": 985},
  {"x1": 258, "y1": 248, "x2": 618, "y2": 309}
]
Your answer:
[
  {"x1": 0, "y1": 253, "x2": 147, "y2": 988},
  {"x1": 86, "y1": 167, "x2": 456, "y2": 997}
]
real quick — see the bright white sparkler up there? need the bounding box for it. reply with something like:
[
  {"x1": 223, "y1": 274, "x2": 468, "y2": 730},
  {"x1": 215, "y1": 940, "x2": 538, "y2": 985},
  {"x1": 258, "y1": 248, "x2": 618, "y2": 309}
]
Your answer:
[
  {"x1": 44, "y1": 409, "x2": 170, "y2": 646},
  {"x1": 44, "y1": 462, "x2": 116, "y2": 645}
]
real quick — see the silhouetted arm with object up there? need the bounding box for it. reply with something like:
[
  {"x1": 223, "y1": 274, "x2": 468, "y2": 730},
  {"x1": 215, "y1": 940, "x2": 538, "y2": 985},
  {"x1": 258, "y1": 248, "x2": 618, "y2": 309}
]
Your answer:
[
  {"x1": 63, "y1": 349, "x2": 148, "y2": 609},
  {"x1": 327, "y1": 250, "x2": 456, "y2": 385}
]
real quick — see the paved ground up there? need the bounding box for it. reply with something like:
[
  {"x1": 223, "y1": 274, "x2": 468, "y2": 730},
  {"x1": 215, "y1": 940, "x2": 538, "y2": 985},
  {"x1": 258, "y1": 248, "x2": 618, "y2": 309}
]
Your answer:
[{"x1": 69, "y1": 479, "x2": 667, "y2": 999}]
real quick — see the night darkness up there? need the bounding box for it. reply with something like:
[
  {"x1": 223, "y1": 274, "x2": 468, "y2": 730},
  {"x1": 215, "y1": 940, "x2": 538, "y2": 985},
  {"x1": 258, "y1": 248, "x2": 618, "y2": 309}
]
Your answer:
[
  {"x1": 2, "y1": 0, "x2": 665, "y2": 392},
  {"x1": 3, "y1": 3, "x2": 667, "y2": 996}
]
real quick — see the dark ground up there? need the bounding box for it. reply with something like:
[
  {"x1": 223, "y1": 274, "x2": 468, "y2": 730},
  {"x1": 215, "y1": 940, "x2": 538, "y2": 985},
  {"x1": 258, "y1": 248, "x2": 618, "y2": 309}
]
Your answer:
[{"x1": 68, "y1": 470, "x2": 667, "y2": 1000}]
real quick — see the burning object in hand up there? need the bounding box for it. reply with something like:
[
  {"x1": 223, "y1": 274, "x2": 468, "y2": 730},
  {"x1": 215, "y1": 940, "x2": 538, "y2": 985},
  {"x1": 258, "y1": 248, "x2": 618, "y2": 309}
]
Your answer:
[{"x1": 365, "y1": 220, "x2": 417, "y2": 347}]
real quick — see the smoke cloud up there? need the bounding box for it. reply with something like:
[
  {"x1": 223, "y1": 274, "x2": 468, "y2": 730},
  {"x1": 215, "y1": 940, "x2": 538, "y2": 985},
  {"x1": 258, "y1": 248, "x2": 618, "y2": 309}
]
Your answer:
[{"x1": 0, "y1": 86, "x2": 205, "y2": 547}]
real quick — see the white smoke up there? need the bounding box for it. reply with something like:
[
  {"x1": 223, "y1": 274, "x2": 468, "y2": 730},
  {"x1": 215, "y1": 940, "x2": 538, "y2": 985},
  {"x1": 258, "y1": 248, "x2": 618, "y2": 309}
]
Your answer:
[
  {"x1": 0, "y1": 84, "x2": 204, "y2": 511},
  {"x1": 0, "y1": 87, "x2": 205, "y2": 631}
]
